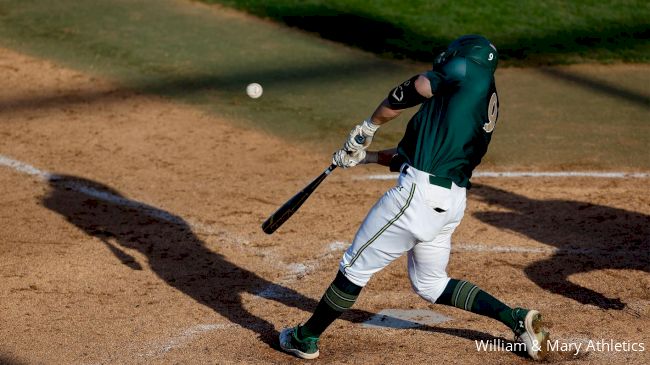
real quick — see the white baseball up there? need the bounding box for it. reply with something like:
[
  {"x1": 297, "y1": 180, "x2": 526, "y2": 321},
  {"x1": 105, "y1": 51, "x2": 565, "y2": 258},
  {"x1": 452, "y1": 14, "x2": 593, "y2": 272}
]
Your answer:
[{"x1": 246, "y1": 83, "x2": 263, "y2": 99}]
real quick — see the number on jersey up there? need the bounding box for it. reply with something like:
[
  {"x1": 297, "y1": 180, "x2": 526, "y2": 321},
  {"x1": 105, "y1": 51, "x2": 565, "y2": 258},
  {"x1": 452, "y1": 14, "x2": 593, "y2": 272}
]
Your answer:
[{"x1": 483, "y1": 92, "x2": 498, "y2": 133}]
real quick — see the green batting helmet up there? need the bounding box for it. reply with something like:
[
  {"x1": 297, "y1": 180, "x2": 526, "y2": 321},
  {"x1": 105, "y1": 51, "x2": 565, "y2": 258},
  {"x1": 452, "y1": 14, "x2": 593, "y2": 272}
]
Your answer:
[{"x1": 436, "y1": 35, "x2": 498, "y2": 72}]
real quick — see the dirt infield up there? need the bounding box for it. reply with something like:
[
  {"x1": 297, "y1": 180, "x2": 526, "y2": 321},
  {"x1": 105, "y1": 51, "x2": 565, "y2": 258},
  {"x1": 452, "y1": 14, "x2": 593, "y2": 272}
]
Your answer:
[{"x1": 1, "y1": 48, "x2": 648, "y2": 364}]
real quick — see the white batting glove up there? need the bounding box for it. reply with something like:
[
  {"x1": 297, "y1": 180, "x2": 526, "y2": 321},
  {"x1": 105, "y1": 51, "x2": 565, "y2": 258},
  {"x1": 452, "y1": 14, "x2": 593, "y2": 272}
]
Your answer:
[
  {"x1": 343, "y1": 119, "x2": 379, "y2": 152},
  {"x1": 332, "y1": 148, "x2": 366, "y2": 169}
]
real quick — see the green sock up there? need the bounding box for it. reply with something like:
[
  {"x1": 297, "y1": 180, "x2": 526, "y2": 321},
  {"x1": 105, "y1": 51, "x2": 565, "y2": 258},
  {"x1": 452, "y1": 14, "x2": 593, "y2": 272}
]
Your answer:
[
  {"x1": 298, "y1": 270, "x2": 362, "y2": 340},
  {"x1": 437, "y1": 279, "x2": 517, "y2": 331}
]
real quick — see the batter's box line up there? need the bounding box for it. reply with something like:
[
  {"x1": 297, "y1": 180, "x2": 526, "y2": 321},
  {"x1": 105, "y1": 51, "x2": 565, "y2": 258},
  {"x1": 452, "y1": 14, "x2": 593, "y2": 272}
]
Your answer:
[
  {"x1": 453, "y1": 242, "x2": 617, "y2": 255},
  {"x1": 255, "y1": 242, "x2": 347, "y2": 299},
  {"x1": 361, "y1": 171, "x2": 650, "y2": 180}
]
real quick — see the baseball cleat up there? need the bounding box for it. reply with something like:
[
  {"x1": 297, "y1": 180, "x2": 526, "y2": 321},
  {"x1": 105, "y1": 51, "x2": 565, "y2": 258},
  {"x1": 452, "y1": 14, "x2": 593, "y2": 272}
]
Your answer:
[
  {"x1": 279, "y1": 326, "x2": 320, "y2": 360},
  {"x1": 512, "y1": 308, "x2": 550, "y2": 361}
]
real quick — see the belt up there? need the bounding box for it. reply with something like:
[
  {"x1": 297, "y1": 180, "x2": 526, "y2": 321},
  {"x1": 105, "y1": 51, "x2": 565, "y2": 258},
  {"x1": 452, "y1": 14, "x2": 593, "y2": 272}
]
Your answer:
[{"x1": 401, "y1": 165, "x2": 452, "y2": 189}]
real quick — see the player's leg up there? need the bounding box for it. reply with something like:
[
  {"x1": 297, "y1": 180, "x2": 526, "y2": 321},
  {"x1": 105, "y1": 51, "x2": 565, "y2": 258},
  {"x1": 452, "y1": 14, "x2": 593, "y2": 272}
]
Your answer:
[
  {"x1": 280, "y1": 182, "x2": 421, "y2": 359},
  {"x1": 409, "y1": 237, "x2": 549, "y2": 360},
  {"x1": 436, "y1": 279, "x2": 550, "y2": 360},
  {"x1": 407, "y1": 183, "x2": 516, "y2": 329},
  {"x1": 408, "y1": 185, "x2": 549, "y2": 360},
  {"x1": 278, "y1": 269, "x2": 361, "y2": 359},
  {"x1": 407, "y1": 180, "x2": 465, "y2": 304},
  {"x1": 406, "y1": 230, "x2": 452, "y2": 304}
]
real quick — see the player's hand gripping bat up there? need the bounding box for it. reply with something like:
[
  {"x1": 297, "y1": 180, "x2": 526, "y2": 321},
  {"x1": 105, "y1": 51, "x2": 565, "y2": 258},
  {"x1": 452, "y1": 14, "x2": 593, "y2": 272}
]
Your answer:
[{"x1": 261, "y1": 135, "x2": 365, "y2": 234}]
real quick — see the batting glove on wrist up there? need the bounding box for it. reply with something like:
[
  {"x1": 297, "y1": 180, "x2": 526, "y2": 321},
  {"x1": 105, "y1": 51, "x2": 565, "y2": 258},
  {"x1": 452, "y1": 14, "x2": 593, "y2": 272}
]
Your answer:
[
  {"x1": 343, "y1": 119, "x2": 379, "y2": 152},
  {"x1": 332, "y1": 148, "x2": 366, "y2": 169}
]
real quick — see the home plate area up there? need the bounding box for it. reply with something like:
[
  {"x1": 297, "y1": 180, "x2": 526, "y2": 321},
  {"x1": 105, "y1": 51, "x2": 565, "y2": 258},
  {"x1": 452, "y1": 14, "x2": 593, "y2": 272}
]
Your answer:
[{"x1": 362, "y1": 309, "x2": 453, "y2": 329}]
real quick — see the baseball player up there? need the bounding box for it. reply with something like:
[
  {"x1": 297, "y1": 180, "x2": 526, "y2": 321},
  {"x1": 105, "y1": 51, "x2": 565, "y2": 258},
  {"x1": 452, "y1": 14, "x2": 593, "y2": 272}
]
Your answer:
[{"x1": 279, "y1": 35, "x2": 549, "y2": 361}]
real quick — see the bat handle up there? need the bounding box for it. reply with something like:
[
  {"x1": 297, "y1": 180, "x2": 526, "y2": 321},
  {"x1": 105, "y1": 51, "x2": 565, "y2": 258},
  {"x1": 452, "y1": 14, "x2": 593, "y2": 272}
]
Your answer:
[{"x1": 325, "y1": 164, "x2": 337, "y2": 175}]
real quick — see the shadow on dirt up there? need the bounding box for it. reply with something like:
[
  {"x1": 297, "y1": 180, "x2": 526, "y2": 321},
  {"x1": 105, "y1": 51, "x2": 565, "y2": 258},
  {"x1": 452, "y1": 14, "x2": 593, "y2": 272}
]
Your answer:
[
  {"x1": 0, "y1": 354, "x2": 26, "y2": 365},
  {"x1": 0, "y1": 56, "x2": 392, "y2": 115},
  {"x1": 42, "y1": 175, "x2": 514, "y2": 351},
  {"x1": 537, "y1": 67, "x2": 650, "y2": 109},
  {"x1": 471, "y1": 184, "x2": 650, "y2": 310},
  {"x1": 42, "y1": 175, "x2": 295, "y2": 347}
]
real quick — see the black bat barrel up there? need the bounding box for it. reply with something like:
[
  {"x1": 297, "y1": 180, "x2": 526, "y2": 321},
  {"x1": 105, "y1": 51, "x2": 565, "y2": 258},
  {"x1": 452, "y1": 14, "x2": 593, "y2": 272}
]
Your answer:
[{"x1": 261, "y1": 164, "x2": 336, "y2": 234}]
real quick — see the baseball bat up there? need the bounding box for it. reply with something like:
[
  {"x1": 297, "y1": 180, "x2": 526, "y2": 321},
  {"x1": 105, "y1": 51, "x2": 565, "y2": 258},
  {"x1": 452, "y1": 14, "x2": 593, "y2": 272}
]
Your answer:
[
  {"x1": 261, "y1": 134, "x2": 366, "y2": 234},
  {"x1": 261, "y1": 164, "x2": 337, "y2": 234}
]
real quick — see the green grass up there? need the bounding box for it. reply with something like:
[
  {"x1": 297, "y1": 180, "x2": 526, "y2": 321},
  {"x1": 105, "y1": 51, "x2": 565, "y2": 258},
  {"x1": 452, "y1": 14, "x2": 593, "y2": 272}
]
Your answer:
[
  {"x1": 0, "y1": 0, "x2": 648, "y2": 170},
  {"x1": 0, "y1": 0, "x2": 415, "y2": 145},
  {"x1": 203, "y1": 0, "x2": 650, "y2": 65}
]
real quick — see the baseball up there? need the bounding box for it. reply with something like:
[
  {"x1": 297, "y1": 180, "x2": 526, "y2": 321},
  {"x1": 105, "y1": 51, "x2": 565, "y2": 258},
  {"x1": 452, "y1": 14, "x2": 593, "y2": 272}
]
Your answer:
[{"x1": 246, "y1": 83, "x2": 263, "y2": 99}]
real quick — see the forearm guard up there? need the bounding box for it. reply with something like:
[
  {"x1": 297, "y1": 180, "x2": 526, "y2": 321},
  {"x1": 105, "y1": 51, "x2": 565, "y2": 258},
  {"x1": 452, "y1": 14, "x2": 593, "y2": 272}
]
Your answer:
[{"x1": 386, "y1": 75, "x2": 427, "y2": 109}]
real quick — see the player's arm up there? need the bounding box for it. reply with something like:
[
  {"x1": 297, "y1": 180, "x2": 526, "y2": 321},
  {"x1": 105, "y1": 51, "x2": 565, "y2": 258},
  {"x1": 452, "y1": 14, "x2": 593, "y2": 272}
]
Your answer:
[
  {"x1": 333, "y1": 74, "x2": 432, "y2": 168},
  {"x1": 361, "y1": 148, "x2": 397, "y2": 166},
  {"x1": 370, "y1": 74, "x2": 433, "y2": 125},
  {"x1": 361, "y1": 148, "x2": 408, "y2": 172}
]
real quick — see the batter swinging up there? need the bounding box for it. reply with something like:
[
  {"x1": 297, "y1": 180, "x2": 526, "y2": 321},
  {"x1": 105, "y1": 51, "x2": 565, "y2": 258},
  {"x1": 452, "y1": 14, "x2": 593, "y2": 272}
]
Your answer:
[{"x1": 279, "y1": 35, "x2": 549, "y2": 361}]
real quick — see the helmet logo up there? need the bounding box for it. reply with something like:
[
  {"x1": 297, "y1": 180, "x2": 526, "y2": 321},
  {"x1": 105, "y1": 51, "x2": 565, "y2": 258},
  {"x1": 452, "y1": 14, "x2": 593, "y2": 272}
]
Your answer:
[{"x1": 488, "y1": 53, "x2": 494, "y2": 61}]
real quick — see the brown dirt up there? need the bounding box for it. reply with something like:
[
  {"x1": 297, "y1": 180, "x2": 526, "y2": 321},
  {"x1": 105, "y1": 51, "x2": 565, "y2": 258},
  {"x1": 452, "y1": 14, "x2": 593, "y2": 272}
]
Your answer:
[{"x1": 0, "y1": 48, "x2": 648, "y2": 364}]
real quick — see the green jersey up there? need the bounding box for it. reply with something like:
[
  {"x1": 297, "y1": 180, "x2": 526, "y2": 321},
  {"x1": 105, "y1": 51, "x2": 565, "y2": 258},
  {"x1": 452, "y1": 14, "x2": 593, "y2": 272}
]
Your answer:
[{"x1": 396, "y1": 55, "x2": 498, "y2": 188}]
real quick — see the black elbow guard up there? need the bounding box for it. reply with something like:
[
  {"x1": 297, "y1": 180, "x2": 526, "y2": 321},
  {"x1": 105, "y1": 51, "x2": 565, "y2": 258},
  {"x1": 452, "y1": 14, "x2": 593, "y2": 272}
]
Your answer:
[{"x1": 387, "y1": 75, "x2": 427, "y2": 109}]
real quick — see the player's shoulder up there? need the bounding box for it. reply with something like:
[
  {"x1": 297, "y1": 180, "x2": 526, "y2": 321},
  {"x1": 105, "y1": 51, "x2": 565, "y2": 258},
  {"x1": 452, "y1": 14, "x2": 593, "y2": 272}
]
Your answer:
[
  {"x1": 442, "y1": 57, "x2": 467, "y2": 81},
  {"x1": 425, "y1": 57, "x2": 467, "y2": 84}
]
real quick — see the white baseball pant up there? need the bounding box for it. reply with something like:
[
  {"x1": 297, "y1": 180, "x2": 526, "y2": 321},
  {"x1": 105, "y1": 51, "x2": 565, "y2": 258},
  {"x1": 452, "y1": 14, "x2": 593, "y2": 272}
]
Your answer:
[{"x1": 340, "y1": 164, "x2": 466, "y2": 303}]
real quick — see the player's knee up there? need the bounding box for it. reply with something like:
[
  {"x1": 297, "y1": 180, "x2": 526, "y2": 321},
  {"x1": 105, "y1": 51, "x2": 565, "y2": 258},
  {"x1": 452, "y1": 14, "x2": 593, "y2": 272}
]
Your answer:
[
  {"x1": 333, "y1": 270, "x2": 363, "y2": 295},
  {"x1": 338, "y1": 266, "x2": 371, "y2": 288},
  {"x1": 338, "y1": 259, "x2": 373, "y2": 287},
  {"x1": 410, "y1": 275, "x2": 450, "y2": 303}
]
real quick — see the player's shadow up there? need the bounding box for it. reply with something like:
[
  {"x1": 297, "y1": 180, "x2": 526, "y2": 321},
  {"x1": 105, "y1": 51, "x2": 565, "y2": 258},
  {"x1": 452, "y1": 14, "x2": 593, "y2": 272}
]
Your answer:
[
  {"x1": 470, "y1": 184, "x2": 650, "y2": 310},
  {"x1": 41, "y1": 175, "x2": 347, "y2": 348},
  {"x1": 41, "y1": 175, "x2": 505, "y2": 350},
  {"x1": 0, "y1": 354, "x2": 26, "y2": 365}
]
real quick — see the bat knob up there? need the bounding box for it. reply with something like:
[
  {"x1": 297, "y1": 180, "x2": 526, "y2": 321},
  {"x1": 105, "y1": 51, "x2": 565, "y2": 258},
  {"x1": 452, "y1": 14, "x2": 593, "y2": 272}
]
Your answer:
[{"x1": 354, "y1": 134, "x2": 366, "y2": 145}]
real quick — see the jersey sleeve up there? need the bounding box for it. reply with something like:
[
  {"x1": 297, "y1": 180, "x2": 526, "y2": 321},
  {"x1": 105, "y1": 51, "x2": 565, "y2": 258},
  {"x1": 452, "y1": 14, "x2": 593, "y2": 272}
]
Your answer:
[{"x1": 425, "y1": 57, "x2": 467, "y2": 93}]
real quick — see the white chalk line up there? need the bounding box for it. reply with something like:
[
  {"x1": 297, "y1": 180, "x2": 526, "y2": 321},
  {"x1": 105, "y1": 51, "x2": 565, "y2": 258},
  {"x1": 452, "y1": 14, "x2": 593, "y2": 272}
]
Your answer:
[
  {"x1": 137, "y1": 323, "x2": 240, "y2": 358},
  {"x1": 453, "y1": 243, "x2": 608, "y2": 255},
  {"x1": 363, "y1": 171, "x2": 650, "y2": 180},
  {"x1": 0, "y1": 154, "x2": 53, "y2": 179},
  {"x1": 255, "y1": 240, "x2": 348, "y2": 299}
]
